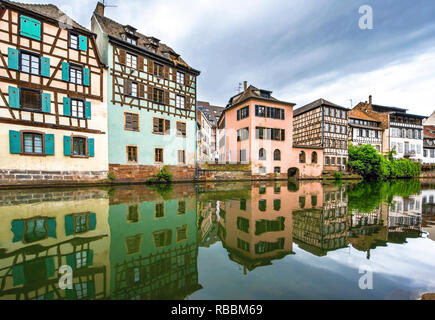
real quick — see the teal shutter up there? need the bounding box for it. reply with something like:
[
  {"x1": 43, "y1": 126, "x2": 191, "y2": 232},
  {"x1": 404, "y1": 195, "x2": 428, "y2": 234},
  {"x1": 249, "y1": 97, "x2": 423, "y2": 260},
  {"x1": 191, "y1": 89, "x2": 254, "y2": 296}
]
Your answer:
[
  {"x1": 62, "y1": 62, "x2": 70, "y2": 81},
  {"x1": 66, "y1": 289, "x2": 76, "y2": 300},
  {"x1": 45, "y1": 134, "x2": 54, "y2": 156},
  {"x1": 83, "y1": 68, "x2": 90, "y2": 86},
  {"x1": 45, "y1": 292, "x2": 54, "y2": 300},
  {"x1": 9, "y1": 130, "x2": 21, "y2": 154},
  {"x1": 8, "y1": 48, "x2": 19, "y2": 70},
  {"x1": 88, "y1": 138, "x2": 95, "y2": 157},
  {"x1": 88, "y1": 282, "x2": 95, "y2": 299},
  {"x1": 12, "y1": 265, "x2": 25, "y2": 286},
  {"x1": 79, "y1": 35, "x2": 88, "y2": 51},
  {"x1": 65, "y1": 215, "x2": 74, "y2": 236},
  {"x1": 20, "y1": 15, "x2": 41, "y2": 40},
  {"x1": 41, "y1": 57, "x2": 50, "y2": 77},
  {"x1": 11, "y1": 220, "x2": 24, "y2": 243},
  {"x1": 63, "y1": 97, "x2": 71, "y2": 116},
  {"x1": 8, "y1": 86, "x2": 20, "y2": 109},
  {"x1": 63, "y1": 136, "x2": 71, "y2": 156},
  {"x1": 47, "y1": 218, "x2": 56, "y2": 238},
  {"x1": 66, "y1": 253, "x2": 76, "y2": 271},
  {"x1": 87, "y1": 250, "x2": 94, "y2": 267},
  {"x1": 45, "y1": 257, "x2": 55, "y2": 278},
  {"x1": 89, "y1": 213, "x2": 96, "y2": 230},
  {"x1": 85, "y1": 101, "x2": 91, "y2": 119},
  {"x1": 42, "y1": 93, "x2": 51, "y2": 113}
]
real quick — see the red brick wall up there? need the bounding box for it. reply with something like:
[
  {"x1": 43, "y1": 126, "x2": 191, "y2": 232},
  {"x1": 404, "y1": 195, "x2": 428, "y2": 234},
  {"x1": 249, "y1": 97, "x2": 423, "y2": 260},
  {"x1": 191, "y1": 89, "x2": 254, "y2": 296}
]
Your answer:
[{"x1": 109, "y1": 164, "x2": 195, "y2": 182}]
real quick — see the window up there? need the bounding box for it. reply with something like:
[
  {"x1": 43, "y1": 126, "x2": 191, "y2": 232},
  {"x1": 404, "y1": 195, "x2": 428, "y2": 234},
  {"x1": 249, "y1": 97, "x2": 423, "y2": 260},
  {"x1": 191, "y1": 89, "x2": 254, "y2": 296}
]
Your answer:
[
  {"x1": 274, "y1": 167, "x2": 281, "y2": 174},
  {"x1": 155, "y1": 148, "x2": 163, "y2": 163},
  {"x1": 23, "y1": 217, "x2": 48, "y2": 243},
  {"x1": 324, "y1": 107, "x2": 329, "y2": 116},
  {"x1": 125, "y1": 234, "x2": 142, "y2": 255},
  {"x1": 21, "y1": 88, "x2": 41, "y2": 111},
  {"x1": 126, "y1": 53, "x2": 137, "y2": 69},
  {"x1": 71, "y1": 99, "x2": 85, "y2": 119},
  {"x1": 176, "y1": 71, "x2": 184, "y2": 84},
  {"x1": 259, "y1": 148, "x2": 266, "y2": 160},
  {"x1": 176, "y1": 225, "x2": 188, "y2": 242},
  {"x1": 124, "y1": 80, "x2": 138, "y2": 97},
  {"x1": 256, "y1": 105, "x2": 266, "y2": 117},
  {"x1": 299, "y1": 151, "x2": 306, "y2": 163},
  {"x1": 125, "y1": 113, "x2": 139, "y2": 131},
  {"x1": 126, "y1": 37, "x2": 137, "y2": 45},
  {"x1": 237, "y1": 217, "x2": 250, "y2": 233},
  {"x1": 237, "y1": 106, "x2": 250, "y2": 120},
  {"x1": 154, "y1": 63, "x2": 164, "y2": 77},
  {"x1": 153, "y1": 118, "x2": 170, "y2": 134},
  {"x1": 259, "y1": 200, "x2": 267, "y2": 212},
  {"x1": 178, "y1": 201, "x2": 186, "y2": 215},
  {"x1": 153, "y1": 88, "x2": 164, "y2": 103},
  {"x1": 325, "y1": 156, "x2": 330, "y2": 165},
  {"x1": 153, "y1": 230, "x2": 172, "y2": 248},
  {"x1": 237, "y1": 238, "x2": 250, "y2": 252},
  {"x1": 259, "y1": 167, "x2": 266, "y2": 174},
  {"x1": 20, "y1": 52, "x2": 39, "y2": 75},
  {"x1": 274, "y1": 149, "x2": 281, "y2": 161},
  {"x1": 23, "y1": 132, "x2": 43, "y2": 154},
  {"x1": 176, "y1": 122, "x2": 186, "y2": 137},
  {"x1": 127, "y1": 146, "x2": 138, "y2": 162},
  {"x1": 240, "y1": 149, "x2": 247, "y2": 162},
  {"x1": 331, "y1": 157, "x2": 336, "y2": 165},
  {"x1": 176, "y1": 95, "x2": 185, "y2": 109},
  {"x1": 70, "y1": 32, "x2": 79, "y2": 50},
  {"x1": 240, "y1": 199, "x2": 247, "y2": 211},
  {"x1": 73, "y1": 137, "x2": 87, "y2": 156},
  {"x1": 178, "y1": 150, "x2": 185, "y2": 164},
  {"x1": 155, "y1": 203, "x2": 165, "y2": 218},
  {"x1": 237, "y1": 127, "x2": 249, "y2": 141},
  {"x1": 311, "y1": 151, "x2": 318, "y2": 163},
  {"x1": 127, "y1": 205, "x2": 139, "y2": 223},
  {"x1": 70, "y1": 66, "x2": 83, "y2": 85},
  {"x1": 131, "y1": 82, "x2": 138, "y2": 97}
]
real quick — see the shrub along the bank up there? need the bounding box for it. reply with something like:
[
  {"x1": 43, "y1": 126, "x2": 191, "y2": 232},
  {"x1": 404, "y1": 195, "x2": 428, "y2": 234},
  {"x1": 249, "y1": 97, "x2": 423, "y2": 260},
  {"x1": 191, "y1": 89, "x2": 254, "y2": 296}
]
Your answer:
[{"x1": 347, "y1": 144, "x2": 420, "y2": 180}]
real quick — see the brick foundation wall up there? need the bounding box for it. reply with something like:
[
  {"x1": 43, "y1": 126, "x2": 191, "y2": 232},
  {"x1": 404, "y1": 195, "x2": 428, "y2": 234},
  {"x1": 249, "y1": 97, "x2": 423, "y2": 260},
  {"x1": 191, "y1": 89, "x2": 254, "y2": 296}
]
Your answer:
[
  {"x1": 198, "y1": 170, "x2": 252, "y2": 181},
  {"x1": 109, "y1": 164, "x2": 196, "y2": 182},
  {"x1": 0, "y1": 169, "x2": 108, "y2": 186}
]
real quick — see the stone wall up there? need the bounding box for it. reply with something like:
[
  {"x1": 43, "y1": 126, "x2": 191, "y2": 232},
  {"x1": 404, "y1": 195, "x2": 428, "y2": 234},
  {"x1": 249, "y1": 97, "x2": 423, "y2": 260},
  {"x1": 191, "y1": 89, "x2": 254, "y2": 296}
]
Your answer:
[
  {"x1": 109, "y1": 164, "x2": 195, "y2": 182},
  {"x1": 0, "y1": 169, "x2": 108, "y2": 186},
  {"x1": 197, "y1": 170, "x2": 252, "y2": 181}
]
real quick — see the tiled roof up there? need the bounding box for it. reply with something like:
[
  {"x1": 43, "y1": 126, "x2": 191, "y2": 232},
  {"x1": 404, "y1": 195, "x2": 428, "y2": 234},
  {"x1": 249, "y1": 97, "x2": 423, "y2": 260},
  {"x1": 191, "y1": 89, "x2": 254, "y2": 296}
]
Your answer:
[
  {"x1": 371, "y1": 104, "x2": 407, "y2": 113},
  {"x1": 294, "y1": 98, "x2": 347, "y2": 116},
  {"x1": 226, "y1": 85, "x2": 294, "y2": 109},
  {"x1": 197, "y1": 101, "x2": 224, "y2": 127},
  {"x1": 93, "y1": 13, "x2": 193, "y2": 70},
  {"x1": 349, "y1": 109, "x2": 381, "y2": 122},
  {"x1": 2, "y1": 0, "x2": 90, "y2": 33},
  {"x1": 424, "y1": 126, "x2": 435, "y2": 138}
]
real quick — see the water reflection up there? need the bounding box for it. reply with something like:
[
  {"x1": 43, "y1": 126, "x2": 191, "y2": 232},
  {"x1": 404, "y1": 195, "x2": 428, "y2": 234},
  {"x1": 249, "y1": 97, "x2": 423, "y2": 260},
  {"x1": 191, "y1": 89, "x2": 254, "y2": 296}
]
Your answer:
[{"x1": 0, "y1": 179, "x2": 433, "y2": 300}]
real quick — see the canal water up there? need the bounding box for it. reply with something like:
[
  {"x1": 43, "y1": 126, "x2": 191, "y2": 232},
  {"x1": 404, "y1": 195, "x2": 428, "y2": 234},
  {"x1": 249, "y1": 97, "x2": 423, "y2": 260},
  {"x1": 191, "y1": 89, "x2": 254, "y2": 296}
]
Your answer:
[{"x1": 0, "y1": 180, "x2": 434, "y2": 300}]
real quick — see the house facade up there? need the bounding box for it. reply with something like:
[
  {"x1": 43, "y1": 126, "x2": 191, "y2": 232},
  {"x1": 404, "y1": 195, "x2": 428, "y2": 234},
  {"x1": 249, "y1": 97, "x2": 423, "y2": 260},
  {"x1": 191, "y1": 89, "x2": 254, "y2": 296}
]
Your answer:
[
  {"x1": 348, "y1": 108, "x2": 384, "y2": 152},
  {"x1": 0, "y1": 1, "x2": 108, "y2": 186},
  {"x1": 423, "y1": 125, "x2": 435, "y2": 164},
  {"x1": 217, "y1": 83, "x2": 323, "y2": 179},
  {"x1": 91, "y1": 2, "x2": 200, "y2": 182},
  {"x1": 197, "y1": 101, "x2": 224, "y2": 161},
  {"x1": 196, "y1": 107, "x2": 213, "y2": 163},
  {"x1": 293, "y1": 99, "x2": 349, "y2": 172}
]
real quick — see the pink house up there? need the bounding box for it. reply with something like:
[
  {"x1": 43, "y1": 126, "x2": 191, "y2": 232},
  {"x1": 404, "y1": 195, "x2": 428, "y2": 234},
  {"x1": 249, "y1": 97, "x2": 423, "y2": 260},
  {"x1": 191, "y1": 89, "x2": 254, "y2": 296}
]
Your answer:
[{"x1": 217, "y1": 83, "x2": 323, "y2": 179}]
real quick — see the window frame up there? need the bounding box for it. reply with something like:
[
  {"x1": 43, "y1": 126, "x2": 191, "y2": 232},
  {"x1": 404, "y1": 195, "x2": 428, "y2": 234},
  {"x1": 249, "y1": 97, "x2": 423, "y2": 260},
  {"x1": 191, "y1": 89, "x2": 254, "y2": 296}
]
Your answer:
[
  {"x1": 126, "y1": 145, "x2": 138, "y2": 163},
  {"x1": 176, "y1": 95, "x2": 185, "y2": 109},
  {"x1": 71, "y1": 135, "x2": 88, "y2": 158},
  {"x1": 70, "y1": 98, "x2": 86, "y2": 119},
  {"x1": 177, "y1": 149, "x2": 186, "y2": 164},
  {"x1": 126, "y1": 52, "x2": 138, "y2": 69},
  {"x1": 154, "y1": 147, "x2": 164, "y2": 164},
  {"x1": 69, "y1": 64, "x2": 83, "y2": 85},
  {"x1": 20, "y1": 130, "x2": 45, "y2": 156},
  {"x1": 176, "y1": 121, "x2": 187, "y2": 138},
  {"x1": 153, "y1": 88, "x2": 164, "y2": 104},
  {"x1": 176, "y1": 71, "x2": 185, "y2": 85},
  {"x1": 20, "y1": 87, "x2": 42, "y2": 112},
  {"x1": 124, "y1": 112, "x2": 140, "y2": 132},
  {"x1": 153, "y1": 63, "x2": 164, "y2": 78},
  {"x1": 19, "y1": 50, "x2": 41, "y2": 75},
  {"x1": 69, "y1": 31, "x2": 80, "y2": 50}
]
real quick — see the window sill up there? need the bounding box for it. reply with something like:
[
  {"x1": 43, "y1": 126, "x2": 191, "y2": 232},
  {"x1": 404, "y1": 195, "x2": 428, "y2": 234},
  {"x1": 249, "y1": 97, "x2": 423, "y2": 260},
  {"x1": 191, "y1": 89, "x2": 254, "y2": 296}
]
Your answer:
[
  {"x1": 70, "y1": 155, "x2": 89, "y2": 159},
  {"x1": 20, "y1": 153, "x2": 46, "y2": 157}
]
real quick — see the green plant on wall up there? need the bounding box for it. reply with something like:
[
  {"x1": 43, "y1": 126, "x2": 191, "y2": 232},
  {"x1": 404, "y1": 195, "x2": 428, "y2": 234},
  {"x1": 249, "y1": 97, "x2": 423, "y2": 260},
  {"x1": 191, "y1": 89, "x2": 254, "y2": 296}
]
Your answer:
[{"x1": 147, "y1": 166, "x2": 173, "y2": 184}]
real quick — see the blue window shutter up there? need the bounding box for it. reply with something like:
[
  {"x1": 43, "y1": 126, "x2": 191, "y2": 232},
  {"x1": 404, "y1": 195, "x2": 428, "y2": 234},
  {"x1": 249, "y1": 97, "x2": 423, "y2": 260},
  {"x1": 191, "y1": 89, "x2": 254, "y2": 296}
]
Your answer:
[
  {"x1": 45, "y1": 134, "x2": 54, "y2": 155},
  {"x1": 12, "y1": 265, "x2": 25, "y2": 286},
  {"x1": 11, "y1": 220, "x2": 24, "y2": 243},
  {"x1": 8, "y1": 86, "x2": 20, "y2": 109},
  {"x1": 65, "y1": 215, "x2": 74, "y2": 235},
  {"x1": 88, "y1": 282, "x2": 95, "y2": 299},
  {"x1": 45, "y1": 257, "x2": 55, "y2": 278},
  {"x1": 62, "y1": 62, "x2": 70, "y2": 81},
  {"x1": 85, "y1": 101, "x2": 91, "y2": 119},
  {"x1": 20, "y1": 15, "x2": 41, "y2": 40},
  {"x1": 79, "y1": 35, "x2": 88, "y2": 51},
  {"x1": 87, "y1": 250, "x2": 94, "y2": 266},
  {"x1": 47, "y1": 218, "x2": 56, "y2": 238},
  {"x1": 41, "y1": 57, "x2": 50, "y2": 77},
  {"x1": 89, "y1": 213, "x2": 96, "y2": 230},
  {"x1": 9, "y1": 130, "x2": 21, "y2": 154},
  {"x1": 66, "y1": 253, "x2": 76, "y2": 271},
  {"x1": 63, "y1": 136, "x2": 71, "y2": 156},
  {"x1": 83, "y1": 68, "x2": 90, "y2": 86},
  {"x1": 63, "y1": 97, "x2": 71, "y2": 116},
  {"x1": 8, "y1": 48, "x2": 19, "y2": 70},
  {"x1": 88, "y1": 138, "x2": 95, "y2": 157},
  {"x1": 42, "y1": 93, "x2": 51, "y2": 113}
]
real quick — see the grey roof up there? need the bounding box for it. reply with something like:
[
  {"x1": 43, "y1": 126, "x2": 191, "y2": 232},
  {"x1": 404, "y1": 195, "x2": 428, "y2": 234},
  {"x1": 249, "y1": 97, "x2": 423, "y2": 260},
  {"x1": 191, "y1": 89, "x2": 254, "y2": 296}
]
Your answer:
[
  {"x1": 372, "y1": 104, "x2": 407, "y2": 113},
  {"x1": 197, "y1": 101, "x2": 225, "y2": 127},
  {"x1": 294, "y1": 98, "x2": 347, "y2": 116},
  {"x1": 2, "y1": 0, "x2": 90, "y2": 34}
]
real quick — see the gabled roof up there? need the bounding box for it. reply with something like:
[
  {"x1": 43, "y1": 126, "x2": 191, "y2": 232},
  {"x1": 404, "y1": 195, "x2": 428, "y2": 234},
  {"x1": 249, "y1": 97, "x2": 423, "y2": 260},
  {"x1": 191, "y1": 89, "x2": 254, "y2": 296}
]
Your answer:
[
  {"x1": 93, "y1": 12, "x2": 198, "y2": 73},
  {"x1": 372, "y1": 104, "x2": 407, "y2": 113},
  {"x1": 294, "y1": 98, "x2": 348, "y2": 116},
  {"x1": 349, "y1": 109, "x2": 381, "y2": 122},
  {"x1": 227, "y1": 85, "x2": 295, "y2": 109},
  {"x1": 1, "y1": 0, "x2": 90, "y2": 34},
  {"x1": 197, "y1": 101, "x2": 224, "y2": 128},
  {"x1": 424, "y1": 111, "x2": 435, "y2": 126}
]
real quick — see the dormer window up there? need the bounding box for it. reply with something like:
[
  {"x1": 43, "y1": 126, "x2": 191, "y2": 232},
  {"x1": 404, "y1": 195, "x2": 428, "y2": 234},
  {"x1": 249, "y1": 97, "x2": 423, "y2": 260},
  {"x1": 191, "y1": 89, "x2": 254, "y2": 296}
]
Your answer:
[
  {"x1": 260, "y1": 91, "x2": 271, "y2": 99},
  {"x1": 126, "y1": 37, "x2": 137, "y2": 45}
]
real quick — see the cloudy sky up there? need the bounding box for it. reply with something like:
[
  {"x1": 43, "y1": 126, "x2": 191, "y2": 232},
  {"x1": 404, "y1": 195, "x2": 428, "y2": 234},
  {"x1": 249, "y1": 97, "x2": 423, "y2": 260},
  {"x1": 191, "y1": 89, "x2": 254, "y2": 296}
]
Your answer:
[{"x1": 32, "y1": 0, "x2": 435, "y2": 115}]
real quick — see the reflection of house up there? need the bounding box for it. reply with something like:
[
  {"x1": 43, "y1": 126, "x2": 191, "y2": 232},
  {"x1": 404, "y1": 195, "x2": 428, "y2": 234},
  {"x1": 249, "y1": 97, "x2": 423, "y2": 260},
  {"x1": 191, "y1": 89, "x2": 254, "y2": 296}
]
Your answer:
[
  {"x1": 388, "y1": 195, "x2": 423, "y2": 243},
  {"x1": 293, "y1": 185, "x2": 349, "y2": 256},
  {"x1": 108, "y1": 190, "x2": 201, "y2": 299},
  {"x1": 0, "y1": 189, "x2": 110, "y2": 300},
  {"x1": 422, "y1": 126, "x2": 435, "y2": 164},
  {"x1": 197, "y1": 200, "x2": 219, "y2": 247},
  {"x1": 422, "y1": 190, "x2": 435, "y2": 241}
]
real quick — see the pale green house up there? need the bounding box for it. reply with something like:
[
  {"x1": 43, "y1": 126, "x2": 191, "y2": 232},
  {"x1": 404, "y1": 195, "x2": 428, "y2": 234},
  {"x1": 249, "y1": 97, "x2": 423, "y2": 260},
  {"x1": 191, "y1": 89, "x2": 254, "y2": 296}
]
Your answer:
[{"x1": 91, "y1": 2, "x2": 200, "y2": 181}]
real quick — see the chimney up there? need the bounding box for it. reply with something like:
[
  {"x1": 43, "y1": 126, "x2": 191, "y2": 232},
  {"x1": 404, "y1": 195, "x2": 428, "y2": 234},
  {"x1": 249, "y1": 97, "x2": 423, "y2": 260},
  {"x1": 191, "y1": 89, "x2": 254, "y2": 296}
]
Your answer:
[
  {"x1": 369, "y1": 95, "x2": 372, "y2": 105},
  {"x1": 95, "y1": 2, "x2": 105, "y2": 16},
  {"x1": 243, "y1": 81, "x2": 247, "y2": 91}
]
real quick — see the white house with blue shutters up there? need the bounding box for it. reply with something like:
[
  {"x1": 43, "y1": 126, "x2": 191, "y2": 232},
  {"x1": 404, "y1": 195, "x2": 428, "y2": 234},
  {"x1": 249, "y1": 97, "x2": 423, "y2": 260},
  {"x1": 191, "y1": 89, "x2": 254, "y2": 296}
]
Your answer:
[{"x1": 0, "y1": 1, "x2": 109, "y2": 185}]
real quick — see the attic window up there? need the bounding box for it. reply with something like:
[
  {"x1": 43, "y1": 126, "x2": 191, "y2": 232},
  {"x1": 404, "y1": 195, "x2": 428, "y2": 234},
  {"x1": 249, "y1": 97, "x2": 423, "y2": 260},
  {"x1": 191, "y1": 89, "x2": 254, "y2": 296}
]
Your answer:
[
  {"x1": 260, "y1": 91, "x2": 270, "y2": 99},
  {"x1": 126, "y1": 37, "x2": 137, "y2": 45}
]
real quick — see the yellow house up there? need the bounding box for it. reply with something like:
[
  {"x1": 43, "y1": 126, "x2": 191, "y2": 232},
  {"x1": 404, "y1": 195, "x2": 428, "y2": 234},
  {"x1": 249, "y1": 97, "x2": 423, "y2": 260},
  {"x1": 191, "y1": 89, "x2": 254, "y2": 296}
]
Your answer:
[{"x1": 0, "y1": 1, "x2": 108, "y2": 186}]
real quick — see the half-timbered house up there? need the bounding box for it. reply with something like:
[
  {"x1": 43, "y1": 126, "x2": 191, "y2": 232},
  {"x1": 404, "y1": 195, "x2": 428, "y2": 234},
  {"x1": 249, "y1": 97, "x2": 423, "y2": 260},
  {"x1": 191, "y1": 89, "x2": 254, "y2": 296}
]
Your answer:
[
  {"x1": 423, "y1": 125, "x2": 435, "y2": 164},
  {"x1": 0, "y1": 1, "x2": 107, "y2": 185},
  {"x1": 348, "y1": 108, "x2": 384, "y2": 152},
  {"x1": 91, "y1": 2, "x2": 200, "y2": 182},
  {"x1": 293, "y1": 99, "x2": 349, "y2": 171}
]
